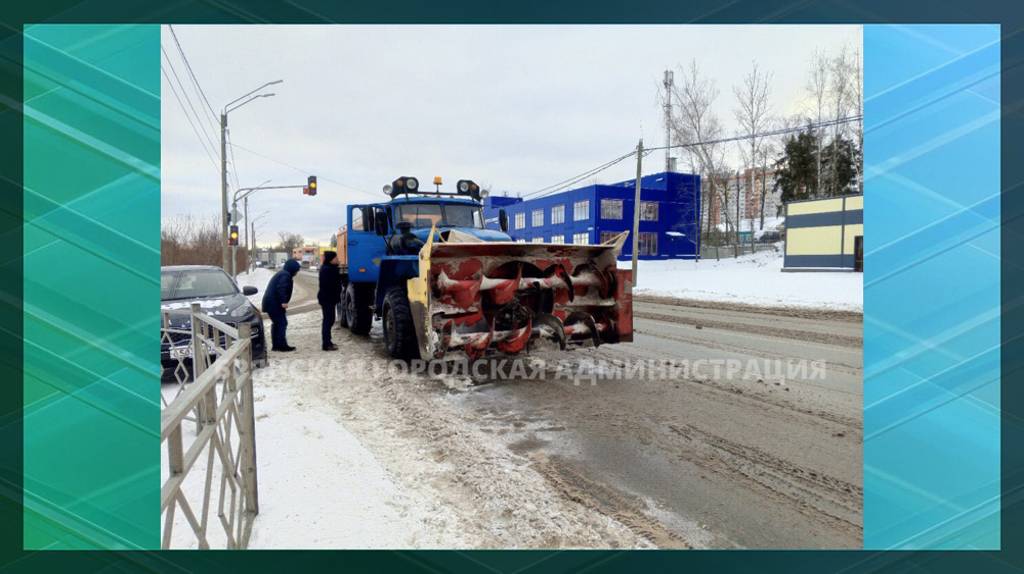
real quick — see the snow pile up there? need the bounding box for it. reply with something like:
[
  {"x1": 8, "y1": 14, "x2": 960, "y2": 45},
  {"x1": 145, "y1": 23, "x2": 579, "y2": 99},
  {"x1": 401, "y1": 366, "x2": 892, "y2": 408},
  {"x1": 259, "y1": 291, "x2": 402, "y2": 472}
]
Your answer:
[{"x1": 624, "y1": 246, "x2": 862, "y2": 311}]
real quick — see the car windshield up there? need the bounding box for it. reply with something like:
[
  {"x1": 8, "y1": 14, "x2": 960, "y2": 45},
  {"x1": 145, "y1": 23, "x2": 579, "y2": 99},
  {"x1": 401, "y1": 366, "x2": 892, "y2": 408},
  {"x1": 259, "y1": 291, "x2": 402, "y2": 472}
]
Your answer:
[
  {"x1": 396, "y1": 203, "x2": 483, "y2": 229},
  {"x1": 161, "y1": 269, "x2": 238, "y2": 300}
]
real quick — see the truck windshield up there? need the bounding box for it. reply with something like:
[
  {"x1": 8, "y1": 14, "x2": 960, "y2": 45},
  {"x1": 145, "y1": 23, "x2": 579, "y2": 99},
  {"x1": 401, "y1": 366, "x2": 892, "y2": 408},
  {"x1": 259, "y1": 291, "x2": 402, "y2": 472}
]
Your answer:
[{"x1": 396, "y1": 203, "x2": 483, "y2": 229}]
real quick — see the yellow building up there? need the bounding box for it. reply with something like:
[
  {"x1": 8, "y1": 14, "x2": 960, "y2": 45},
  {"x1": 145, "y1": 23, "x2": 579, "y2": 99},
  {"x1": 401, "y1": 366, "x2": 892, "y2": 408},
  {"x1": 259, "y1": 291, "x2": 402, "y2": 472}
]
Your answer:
[{"x1": 783, "y1": 195, "x2": 863, "y2": 271}]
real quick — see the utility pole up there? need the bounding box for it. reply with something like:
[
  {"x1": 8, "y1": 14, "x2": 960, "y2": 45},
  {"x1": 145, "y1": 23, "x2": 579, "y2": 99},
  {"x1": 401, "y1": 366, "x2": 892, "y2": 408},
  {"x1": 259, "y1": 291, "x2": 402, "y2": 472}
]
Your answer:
[
  {"x1": 219, "y1": 79, "x2": 283, "y2": 271},
  {"x1": 220, "y1": 113, "x2": 229, "y2": 271},
  {"x1": 631, "y1": 138, "x2": 644, "y2": 287},
  {"x1": 243, "y1": 196, "x2": 249, "y2": 272},
  {"x1": 663, "y1": 70, "x2": 674, "y2": 173},
  {"x1": 735, "y1": 170, "x2": 741, "y2": 251}
]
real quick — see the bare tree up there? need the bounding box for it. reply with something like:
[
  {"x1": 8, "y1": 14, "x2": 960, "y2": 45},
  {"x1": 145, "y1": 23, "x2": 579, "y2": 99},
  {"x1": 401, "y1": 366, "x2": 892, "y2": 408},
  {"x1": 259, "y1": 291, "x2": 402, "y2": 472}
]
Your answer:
[
  {"x1": 671, "y1": 60, "x2": 726, "y2": 242},
  {"x1": 733, "y1": 61, "x2": 773, "y2": 230},
  {"x1": 162, "y1": 214, "x2": 248, "y2": 268},
  {"x1": 827, "y1": 45, "x2": 854, "y2": 196},
  {"x1": 756, "y1": 118, "x2": 783, "y2": 229},
  {"x1": 276, "y1": 232, "x2": 305, "y2": 254},
  {"x1": 806, "y1": 50, "x2": 830, "y2": 195},
  {"x1": 847, "y1": 47, "x2": 864, "y2": 193}
]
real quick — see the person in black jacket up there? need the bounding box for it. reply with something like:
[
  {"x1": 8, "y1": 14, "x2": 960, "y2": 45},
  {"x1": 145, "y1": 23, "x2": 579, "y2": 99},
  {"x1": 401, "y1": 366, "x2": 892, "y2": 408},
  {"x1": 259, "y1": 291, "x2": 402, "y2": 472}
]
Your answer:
[
  {"x1": 317, "y1": 251, "x2": 342, "y2": 351},
  {"x1": 262, "y1": 258, "x2": 301, "y2": 351}
]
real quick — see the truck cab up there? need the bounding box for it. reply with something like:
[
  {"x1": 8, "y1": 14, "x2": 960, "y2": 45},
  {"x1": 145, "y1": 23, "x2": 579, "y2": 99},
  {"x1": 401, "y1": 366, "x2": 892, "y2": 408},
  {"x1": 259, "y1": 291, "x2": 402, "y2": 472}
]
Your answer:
[{"x1": 335, "y1": 178, "x2": 510, "y2": 337}]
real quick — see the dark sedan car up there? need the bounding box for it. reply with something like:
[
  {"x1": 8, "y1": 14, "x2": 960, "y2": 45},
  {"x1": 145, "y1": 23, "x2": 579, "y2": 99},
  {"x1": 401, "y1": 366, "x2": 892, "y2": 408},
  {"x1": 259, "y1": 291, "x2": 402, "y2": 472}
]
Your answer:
[{"x1": 161, "y1": 265, "x2": 268, "y2": 382}]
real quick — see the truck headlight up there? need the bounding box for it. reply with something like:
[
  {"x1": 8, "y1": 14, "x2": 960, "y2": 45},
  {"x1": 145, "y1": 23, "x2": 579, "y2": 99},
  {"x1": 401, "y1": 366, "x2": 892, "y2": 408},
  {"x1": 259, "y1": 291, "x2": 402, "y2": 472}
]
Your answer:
[
  {"x1": 391, "y1": 177, "x2": 419, "y2": 197},
  {"x1": 457, "y1": 179, "x2": 481, "y2": 200}
]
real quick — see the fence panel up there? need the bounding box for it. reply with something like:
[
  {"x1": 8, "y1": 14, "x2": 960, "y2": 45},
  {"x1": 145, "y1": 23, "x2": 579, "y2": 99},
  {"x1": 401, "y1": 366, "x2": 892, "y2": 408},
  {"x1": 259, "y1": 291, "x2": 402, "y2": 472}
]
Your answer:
[{"x1": 160, "y1": 304, "x2": 258, "y2": 549}]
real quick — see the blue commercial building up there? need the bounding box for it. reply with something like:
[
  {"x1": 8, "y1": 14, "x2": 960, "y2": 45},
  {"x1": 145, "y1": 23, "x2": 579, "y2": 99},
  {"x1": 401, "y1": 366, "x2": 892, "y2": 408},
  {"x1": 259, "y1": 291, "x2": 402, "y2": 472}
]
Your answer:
[{"x1": 483, "y1": 171, "x2": 701, "y2": 260}]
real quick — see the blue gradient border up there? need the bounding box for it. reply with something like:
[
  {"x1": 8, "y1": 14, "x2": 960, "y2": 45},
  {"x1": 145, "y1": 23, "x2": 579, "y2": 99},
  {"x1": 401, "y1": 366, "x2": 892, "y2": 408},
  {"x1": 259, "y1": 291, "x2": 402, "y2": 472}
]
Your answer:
[{"x1": 864, "y1": 24, "x2": 1001, "y2": 550}]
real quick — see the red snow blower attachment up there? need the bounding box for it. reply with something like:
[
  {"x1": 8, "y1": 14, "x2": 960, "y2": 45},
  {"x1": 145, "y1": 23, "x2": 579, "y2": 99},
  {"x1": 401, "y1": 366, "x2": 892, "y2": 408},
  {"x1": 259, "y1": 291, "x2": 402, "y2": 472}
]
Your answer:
[{"x1": 407, "y1": 229, "x2": 633, "y2": 360}]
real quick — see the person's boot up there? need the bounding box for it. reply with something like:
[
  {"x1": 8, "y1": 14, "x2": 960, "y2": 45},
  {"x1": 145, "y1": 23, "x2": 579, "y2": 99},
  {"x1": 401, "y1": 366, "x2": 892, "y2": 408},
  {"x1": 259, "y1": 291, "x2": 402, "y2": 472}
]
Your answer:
[
  {"x1": 273, "y1": 345, "x2": 296, "y2": 352},
  {"x1": 322, "y1": 343, "x2": 338, "y2": 351}
]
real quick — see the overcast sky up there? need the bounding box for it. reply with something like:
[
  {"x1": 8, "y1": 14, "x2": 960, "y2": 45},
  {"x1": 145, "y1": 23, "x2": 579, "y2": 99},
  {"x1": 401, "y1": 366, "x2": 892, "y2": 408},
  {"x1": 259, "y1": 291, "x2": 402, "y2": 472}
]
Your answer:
[{"x1": 161, "y1": 25, "x2": 860, "y2": 246}]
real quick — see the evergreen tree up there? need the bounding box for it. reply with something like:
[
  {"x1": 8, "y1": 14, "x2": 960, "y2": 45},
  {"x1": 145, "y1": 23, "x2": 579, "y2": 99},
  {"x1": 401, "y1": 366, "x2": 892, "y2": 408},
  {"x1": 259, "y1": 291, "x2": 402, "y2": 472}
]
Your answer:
[
  {"x1": 773, "y1": 130, "x2": 819, "y2": 204},
  {"x1": 773, "y1": 128, "x2": 859, "y2": 205}
]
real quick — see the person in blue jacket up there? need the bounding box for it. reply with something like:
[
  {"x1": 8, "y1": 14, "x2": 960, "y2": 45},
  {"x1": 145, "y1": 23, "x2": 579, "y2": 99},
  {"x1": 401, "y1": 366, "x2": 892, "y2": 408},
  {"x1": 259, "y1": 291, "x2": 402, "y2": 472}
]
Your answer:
[{"x1": 262, "y1": 258, "x2": 301, "y2": 351}]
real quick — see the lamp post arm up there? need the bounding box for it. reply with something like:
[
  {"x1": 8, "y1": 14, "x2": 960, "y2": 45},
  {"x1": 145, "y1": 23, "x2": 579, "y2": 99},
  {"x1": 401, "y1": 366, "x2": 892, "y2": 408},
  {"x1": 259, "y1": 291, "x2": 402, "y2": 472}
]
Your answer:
[{"x1": 223, "y1": 80, "x2": 283, "y2": 113}]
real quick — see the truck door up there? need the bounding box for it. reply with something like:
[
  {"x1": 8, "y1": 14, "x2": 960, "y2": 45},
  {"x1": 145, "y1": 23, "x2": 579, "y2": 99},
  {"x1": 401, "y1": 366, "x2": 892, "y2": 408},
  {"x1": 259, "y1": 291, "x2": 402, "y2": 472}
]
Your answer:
[{"x1": 347, "y1": 205, "x2": 381, "y2": 282}]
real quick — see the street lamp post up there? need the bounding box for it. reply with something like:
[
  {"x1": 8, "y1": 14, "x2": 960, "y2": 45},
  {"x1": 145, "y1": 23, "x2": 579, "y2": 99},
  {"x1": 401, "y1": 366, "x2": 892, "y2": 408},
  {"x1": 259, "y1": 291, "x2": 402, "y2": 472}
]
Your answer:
[{"x1": 220, "y1": 79, "x2": 283, "y2": 271}]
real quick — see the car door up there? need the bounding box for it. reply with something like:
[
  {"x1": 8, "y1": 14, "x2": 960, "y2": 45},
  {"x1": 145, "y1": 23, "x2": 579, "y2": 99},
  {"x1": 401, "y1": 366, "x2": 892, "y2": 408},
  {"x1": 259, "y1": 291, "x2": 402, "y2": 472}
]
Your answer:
[{"x1": 347, "y1": 205, "x2": 381, "y2": 282}]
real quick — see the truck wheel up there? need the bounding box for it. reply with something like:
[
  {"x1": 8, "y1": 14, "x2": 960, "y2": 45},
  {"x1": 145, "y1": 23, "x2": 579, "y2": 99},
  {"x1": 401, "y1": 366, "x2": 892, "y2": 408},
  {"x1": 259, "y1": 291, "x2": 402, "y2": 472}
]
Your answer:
[
  {"x1": 346, "y1": 283, "x2": 372, "y2": 336},
  {"x1": 382, "y1": 287, "x2": 420, "y2": 360},
  {"x1": 337, "y1": 285, "x2": 349, "y2": 329}
]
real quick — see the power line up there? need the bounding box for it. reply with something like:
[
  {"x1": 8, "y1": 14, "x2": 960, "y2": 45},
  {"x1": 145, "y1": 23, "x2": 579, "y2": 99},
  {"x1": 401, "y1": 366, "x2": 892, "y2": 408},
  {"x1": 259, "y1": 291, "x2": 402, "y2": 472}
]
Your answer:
[
  {"x1": 647, "y1": 115, "x2": 862, "y2": 153},
  {"x1": 227, "y1": 141, "x2": 378, "y2": 199},
  {"x1": 160, "y1": 63, "x2": 219, "y2": 172},
  {"x1": 528, "y1": 115, "x2": 862, "y2": 200},
  {"x1": 161, "y1": 46, "x2": 219, "y2": 157},
  {"x1": 525, "y1": 150, "x2": 638, "y2": 199},
  {"x1": 167, "y1": 25, "x2": 218, "y2": 124}
]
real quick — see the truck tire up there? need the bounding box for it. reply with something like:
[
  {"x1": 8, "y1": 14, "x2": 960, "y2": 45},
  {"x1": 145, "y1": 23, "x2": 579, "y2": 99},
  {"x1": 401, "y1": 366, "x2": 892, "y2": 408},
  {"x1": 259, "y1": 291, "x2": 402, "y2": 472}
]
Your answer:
[
  {"x1": 382, "y1": 287, "x2": 420, "y2": 360},
  {"x1": 346, "y1": 283, "x2": 372, "y2": 336},
  {"x1": 337, "y1": 284, "x2": 349, "y2": 329}
]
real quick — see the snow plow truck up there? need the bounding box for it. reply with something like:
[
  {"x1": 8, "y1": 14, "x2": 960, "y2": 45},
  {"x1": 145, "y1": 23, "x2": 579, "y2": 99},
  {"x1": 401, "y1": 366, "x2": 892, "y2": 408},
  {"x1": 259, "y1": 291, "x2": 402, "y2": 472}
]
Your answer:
[{"x1": 335, "y1": 176, "x2": 633, "y2": 360}]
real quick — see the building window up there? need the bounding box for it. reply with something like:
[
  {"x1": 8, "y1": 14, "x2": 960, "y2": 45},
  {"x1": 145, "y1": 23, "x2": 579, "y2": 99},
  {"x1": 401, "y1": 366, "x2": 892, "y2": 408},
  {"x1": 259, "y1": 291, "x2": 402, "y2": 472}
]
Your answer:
[
  {"x1": 600, "y1": 199, "x2": 623, "y2": 220},
  {"x1": 572, "y1": 232, "x2": 589, "y2": 245},
  {"x1": 550, "y1": 235, "x2": 565, "y2": 244},
  {"x1": 532, "y1": 209, "x2": 544, "y2": 227},
  {"x1": 573, "y1": 200, "x2": 590, "y2": 221},
  {"x1": 531, "y1": 237, "x2": 545, "y2": 244},
  {"x1": 639, "y1": 232, "x2": 658, "y2": 255},
  {"x1": 551, "y1": 205, "x2": 565, "y2": 225},
  {"x1": 599, "y1": 231, "x2": 619, "y2": 244},
  {"x1": 640, "y1": 201, "x2": 659, "y2": 221},
  {"x1": 514, "y1": 212, "x2": 525, "y2": 229}
]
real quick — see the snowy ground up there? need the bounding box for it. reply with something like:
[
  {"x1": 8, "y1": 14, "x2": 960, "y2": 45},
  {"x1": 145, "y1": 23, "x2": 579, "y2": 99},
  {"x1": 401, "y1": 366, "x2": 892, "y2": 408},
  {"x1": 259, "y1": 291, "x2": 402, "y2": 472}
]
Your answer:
[
  {"x1": 164, "y1": 312, "x2": 646, "y2": 549},
  {"x1": 246, "y1": 355, "x2": 466, "y2": 549},
  {"x1": 162, "y1": 314, "x2": 466, "y2": 549},
  {"x1": 624, "y1": 245, "x2": 862, "y2": 312}
]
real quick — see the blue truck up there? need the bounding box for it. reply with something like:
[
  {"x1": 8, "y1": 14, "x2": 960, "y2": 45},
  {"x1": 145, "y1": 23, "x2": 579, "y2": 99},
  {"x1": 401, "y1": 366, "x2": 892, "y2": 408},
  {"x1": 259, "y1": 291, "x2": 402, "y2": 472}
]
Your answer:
[{"x1": 335, "y1": 176, "x2": 634, "y2": 360}]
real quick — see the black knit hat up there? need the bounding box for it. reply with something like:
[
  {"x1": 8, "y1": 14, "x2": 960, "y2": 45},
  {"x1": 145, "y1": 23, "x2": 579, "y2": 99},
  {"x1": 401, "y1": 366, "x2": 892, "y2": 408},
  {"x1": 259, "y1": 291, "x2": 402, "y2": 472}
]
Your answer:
[{"x1": 322, "y1": 250, "x2": 337, "y2": 264}]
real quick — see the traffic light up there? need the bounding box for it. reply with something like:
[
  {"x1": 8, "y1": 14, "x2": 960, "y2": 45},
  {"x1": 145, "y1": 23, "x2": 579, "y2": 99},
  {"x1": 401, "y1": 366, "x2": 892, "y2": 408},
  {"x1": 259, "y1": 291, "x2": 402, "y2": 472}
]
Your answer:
[
  {"x1": 229, "y1": 224, "x2": 239, "y2": 246},
  {"x1": 307, "y1": 175, "x2": 317, "y2": 196}
]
